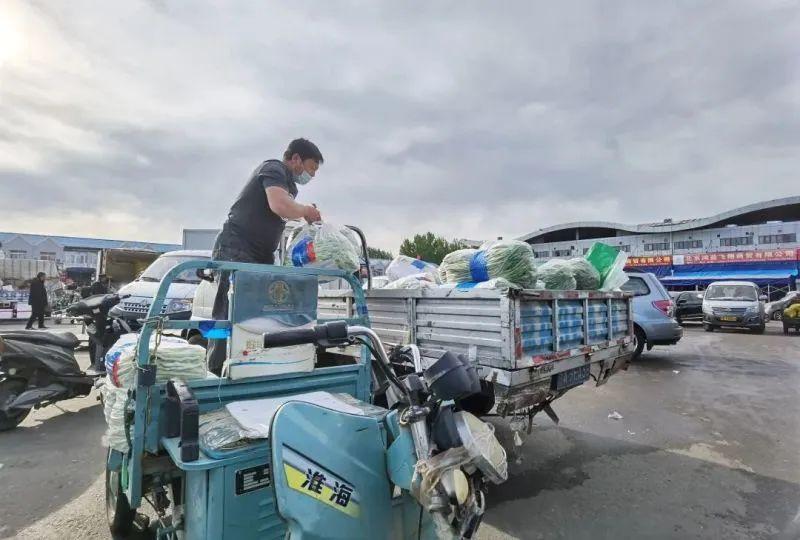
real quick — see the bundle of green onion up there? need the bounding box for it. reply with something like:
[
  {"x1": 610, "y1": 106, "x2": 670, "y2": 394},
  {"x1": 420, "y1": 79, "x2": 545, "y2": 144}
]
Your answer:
[
  {"x1": 537, "y1": 259, "x2": 578, "y2": 290},
  {"x1": 440, "y1": 241, "x2": 536, "y2": 287},
  {"x1": 566, "y1": 257, "x2": 601, "y2": 290}
]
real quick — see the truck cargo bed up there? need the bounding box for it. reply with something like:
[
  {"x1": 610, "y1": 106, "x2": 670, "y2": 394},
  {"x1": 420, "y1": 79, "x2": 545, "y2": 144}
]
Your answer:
[{"x1": 319, "y1": 287, "x2": 634, "y2": 414}]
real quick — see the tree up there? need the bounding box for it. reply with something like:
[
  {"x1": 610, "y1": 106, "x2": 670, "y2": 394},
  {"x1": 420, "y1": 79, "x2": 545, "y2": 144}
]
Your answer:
[
  {"x1": 367, "y1": 247, "x2": 394, "y2": 260},
  {"x1": 399, "y1": 233, "x2": 464, "y2": 265}
]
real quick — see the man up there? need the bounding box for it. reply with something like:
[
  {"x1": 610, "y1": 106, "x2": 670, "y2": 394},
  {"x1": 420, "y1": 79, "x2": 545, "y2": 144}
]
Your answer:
[
  {"x1": 207, "y1": 138, "x2": 324, "y2": 374},
  {"x1": 26, "y1": 272, "x2": 48, "y2": 330}
]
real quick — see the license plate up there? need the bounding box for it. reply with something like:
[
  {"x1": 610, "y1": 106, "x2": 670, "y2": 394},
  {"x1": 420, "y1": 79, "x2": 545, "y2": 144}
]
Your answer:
[
  {"x1": 720, "y1": 316, "x2": 739, "y2": 322},
  {"x1": 552, "y1": 364, "x2": 591, "y2": 391}
]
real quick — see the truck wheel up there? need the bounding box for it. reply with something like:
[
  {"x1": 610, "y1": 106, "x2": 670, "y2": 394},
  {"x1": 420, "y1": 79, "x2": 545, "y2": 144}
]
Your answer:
[
  {"x1": 632, "y1": 327, "x2": 645, "y2": 360},
  {"x1": 106, "y1": 452, "x2": 135, "y2": 538},
  {"x1": 0, "y1": 379, "x2": 31, "y2": 431},
  {"x1": 187, "y1": 334, "x2": 208, "y2": 349},
  {"x1": 704, "y1": 324, "x2": 714, "y2": 332},
  {"x1": 752, "y1": 325, "x2": 765, "y2": 335}
]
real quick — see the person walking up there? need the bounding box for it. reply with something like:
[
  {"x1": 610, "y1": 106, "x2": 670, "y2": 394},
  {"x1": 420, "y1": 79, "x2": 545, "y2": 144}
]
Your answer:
[
  {"x1": 26, "y1": 272, "x2": 48, "y2": 330},
  {"x1": 207, "y1": 138, "x2": 324, "y2": 374}
]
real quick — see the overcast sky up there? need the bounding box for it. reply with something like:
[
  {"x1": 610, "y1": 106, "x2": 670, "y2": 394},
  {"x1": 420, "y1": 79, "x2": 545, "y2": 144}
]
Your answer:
[{"x1": 1, "y1": 1, "x2": 798, "y2": 252}]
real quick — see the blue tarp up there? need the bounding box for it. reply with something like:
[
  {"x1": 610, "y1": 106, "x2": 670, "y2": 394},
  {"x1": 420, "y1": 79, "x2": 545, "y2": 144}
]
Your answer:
[
  {"x1": 661, "y1": 268, "x2": 798, "y2": 286},
  {"x1": 626, "y1": 265, "x2": 671, "y2": 277}
]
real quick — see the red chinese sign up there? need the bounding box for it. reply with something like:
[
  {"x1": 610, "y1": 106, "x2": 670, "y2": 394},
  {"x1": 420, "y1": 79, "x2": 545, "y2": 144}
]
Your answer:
[
  {"x1": 627, "y1": 255, "x2": 672, "y2": 266},
  {"x1": 681, "y1": 249, "x2": 797, "y2": 264}
]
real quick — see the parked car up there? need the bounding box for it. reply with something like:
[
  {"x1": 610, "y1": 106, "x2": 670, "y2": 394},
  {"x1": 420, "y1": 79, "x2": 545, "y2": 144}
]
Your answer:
[
  {"x1": 622, "y1": 271, "x2": 683, "y2": 359},
  {"x1": 782, "y1": 301, "x2": 800, "y2": 335},
  {"x1": 702, "y1": 281, "x2": 766, "y2": 334},
  {"x1": 765, "y1": 290, "x2": 800, "y2": 321},
  {"x1": 674, "y1": 291, "x2": 704, "y2": 325},
  {"x1": 109, "y1": 250, "x2": 211, "y2": 331}
]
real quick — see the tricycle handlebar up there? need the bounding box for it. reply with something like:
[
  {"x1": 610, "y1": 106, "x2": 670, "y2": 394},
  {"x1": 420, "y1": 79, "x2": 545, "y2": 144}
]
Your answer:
[{"x1": 262, "y1": 320, "x2": 349, "y2": 348}]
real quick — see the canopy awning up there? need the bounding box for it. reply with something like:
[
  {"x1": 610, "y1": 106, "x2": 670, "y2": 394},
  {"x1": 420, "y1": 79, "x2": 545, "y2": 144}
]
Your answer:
[{"x1": 661, "y1": 268, "x2": 798, "y2": 286}]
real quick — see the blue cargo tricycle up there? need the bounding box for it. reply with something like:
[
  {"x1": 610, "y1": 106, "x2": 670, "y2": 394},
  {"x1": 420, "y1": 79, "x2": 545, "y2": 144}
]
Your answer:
[{"x1": 104, "y1": 258, "x2": 506, "y2": 539}]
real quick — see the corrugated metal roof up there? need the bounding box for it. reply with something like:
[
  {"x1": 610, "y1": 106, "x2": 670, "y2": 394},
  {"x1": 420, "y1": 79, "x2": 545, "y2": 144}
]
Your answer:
[
  {"x1": 0, "y1": 232, "x2": 180, "y2": 252},
  {"x1": 519, "y1": 196, "x2": 800, "y2": 242}
]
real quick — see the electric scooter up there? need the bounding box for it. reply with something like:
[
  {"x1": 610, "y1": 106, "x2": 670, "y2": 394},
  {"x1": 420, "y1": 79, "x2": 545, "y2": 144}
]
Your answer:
[
  {"x1": 0, "y1": 293, "x2": 130, "y2": 430},
  {"x1": 70, "y1": 293, "x2": 132, "y2": 375}
]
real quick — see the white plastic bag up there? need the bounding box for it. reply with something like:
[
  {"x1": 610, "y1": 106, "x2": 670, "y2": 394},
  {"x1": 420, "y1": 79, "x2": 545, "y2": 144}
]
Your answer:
[
  {"x1": 105, "y1": 333, "x2": 207, "y2": 388},
  {"x1": 384, "y1": 273, "x2": 437, "y2": 290},
  {"x1": 474, "y1": 277, "x2": 519, "y2": 290},
  {"x1": 199, "y1": 408, "x2": 251, "y2": 452},
  {"x1": 284, "y1": 223, "x2": 360, "y2": 274},
  {"x1": 100, "y1": 378, "x2": 131, "y2": 452},
  {"x1": 385, "y1": 255, "x2": 440, "y2": 283}
]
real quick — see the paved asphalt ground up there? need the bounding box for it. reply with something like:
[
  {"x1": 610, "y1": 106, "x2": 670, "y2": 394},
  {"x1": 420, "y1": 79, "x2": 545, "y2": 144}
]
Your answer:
[{"x1": 1, "y1": 320, "x2": 799, "y2": 539}]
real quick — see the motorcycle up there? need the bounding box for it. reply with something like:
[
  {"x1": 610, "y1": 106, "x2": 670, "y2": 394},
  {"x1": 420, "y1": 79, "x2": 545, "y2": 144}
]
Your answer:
[
  {"x1": 0, "y1": 293, "x2": 130, "y2": 431},
  {"x1": 76, "y1": 293, "x2": 132, "y2": 375}
]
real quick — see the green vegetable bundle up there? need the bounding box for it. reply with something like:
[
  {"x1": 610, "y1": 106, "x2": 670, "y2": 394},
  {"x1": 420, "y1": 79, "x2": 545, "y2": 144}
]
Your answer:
[
  {"x1": 440, "y1": 241, "x2": 536, "y2": 287},
  {"x1": 566, "y1": 257, "x2": 601, "y2": 289},
  {"x1": 284, "y1": 223, "x2": 360, "y2": 274},
  {"x1": 537, "y1": 259, "x2": 577, "y2": 290}
]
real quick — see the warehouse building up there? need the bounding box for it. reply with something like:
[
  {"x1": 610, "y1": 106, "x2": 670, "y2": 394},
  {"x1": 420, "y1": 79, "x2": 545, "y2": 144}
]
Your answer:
[
  {"x1": 519, "y1": 196, "x2": 800, "y2": 297},
  {"x1": 0, "y1": 232, "x2": 180, "y2": 270}
]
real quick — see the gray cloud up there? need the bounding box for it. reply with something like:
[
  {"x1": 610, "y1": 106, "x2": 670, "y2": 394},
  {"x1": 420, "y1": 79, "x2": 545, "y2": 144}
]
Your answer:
[{"x1": 0, "y1": 0, "x2": 798, "y2": 251}]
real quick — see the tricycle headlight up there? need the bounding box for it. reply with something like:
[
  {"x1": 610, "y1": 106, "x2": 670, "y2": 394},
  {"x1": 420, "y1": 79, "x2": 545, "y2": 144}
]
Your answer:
[{"x1": 166, "y1": 299, "x2": 193, "y2": 313}]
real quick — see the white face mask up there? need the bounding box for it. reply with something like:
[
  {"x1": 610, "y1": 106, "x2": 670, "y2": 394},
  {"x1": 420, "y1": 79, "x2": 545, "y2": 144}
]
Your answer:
[{"x1": 295, "y1": 170, "x2": 312, "y2": 185}]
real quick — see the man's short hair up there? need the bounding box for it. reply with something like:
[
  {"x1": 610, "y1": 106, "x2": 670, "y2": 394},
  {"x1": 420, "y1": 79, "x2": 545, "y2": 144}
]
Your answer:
[
  {"x1": 36, "y1": 272, "x2": 46, "y2": 279},
  {"x1": 284, "y1": 138, "x2": 324, "y2": 164}
]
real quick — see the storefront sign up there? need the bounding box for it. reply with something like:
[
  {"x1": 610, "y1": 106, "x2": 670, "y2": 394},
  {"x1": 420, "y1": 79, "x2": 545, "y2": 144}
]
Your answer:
[
  {"x1": 681, "y1": 249, "x2": 796, "y2": 264},
  {"x1": 626, "y1": 255, "x2": 672, "y2": 266}
]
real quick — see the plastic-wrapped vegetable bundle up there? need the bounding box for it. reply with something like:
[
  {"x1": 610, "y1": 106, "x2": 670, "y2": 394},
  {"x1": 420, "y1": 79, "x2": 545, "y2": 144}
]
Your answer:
[
  {"x1": 584, "y1": 242, "x2": 629, "y2": 291},
  {"x1": 100, "y1": 379, "x2": 131, "y2": 452},
  {"x1": 537, "y1": 259, "x2": 577, "y2": 290},
  {"x1": 339, "y1": 227, "x2": 363, "y2": 258},
  {"x1": 454, "y1": 278, "x2": 520, "y2": 290},
  {"x1": 566, "y1": 258, "x2": 601, "y2": 290},
  {"x1": 385, "y1": 255, "x2": 440, "y2": 283},
  {"x1": 383, "y1": 273, "x2": 436, "y2": 290},
  {"x1": 105, "y1": 333, "x2": 208, "y2": 388},
  {"x1": 284, "y1": 223, "x2": 360, "y2": 274},
  {"x1": 475, "y1": 278, "x2": 519, "y2": 289},
  {"x1": 440, "y1": 241, "x2": 536, "y2": 287},
  {"x1": 199, "y1": 408, "x2": 252, "y2": 452}
]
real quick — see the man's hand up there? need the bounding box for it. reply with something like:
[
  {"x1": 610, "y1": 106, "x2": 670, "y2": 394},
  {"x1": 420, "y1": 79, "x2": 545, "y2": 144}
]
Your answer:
[
  {"x1": 266, "y1": 187, "x2": 322, "y2": 223},
  {"x1": 303, "y1": 204, "x2": 322, "y2": 224}
]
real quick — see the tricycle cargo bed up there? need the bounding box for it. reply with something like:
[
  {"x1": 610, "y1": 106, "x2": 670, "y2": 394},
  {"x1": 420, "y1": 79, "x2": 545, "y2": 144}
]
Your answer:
[{"x1": 318, "y1": 287, "x2": 634, "y2": 396}]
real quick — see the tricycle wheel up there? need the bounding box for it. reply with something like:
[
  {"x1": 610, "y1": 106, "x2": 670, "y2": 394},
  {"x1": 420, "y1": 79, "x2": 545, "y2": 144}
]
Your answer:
[
  {"x1": 106, "y1": 452, "x2": 136, "y2": 538},
  {"x1": 0, "y1": 379, "x2": 31, "y2": 431}
]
